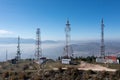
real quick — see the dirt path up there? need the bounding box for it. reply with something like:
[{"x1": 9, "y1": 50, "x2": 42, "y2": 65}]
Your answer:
[{"x1": 78, "y1": 61, "x2": 116, "y2": 72}]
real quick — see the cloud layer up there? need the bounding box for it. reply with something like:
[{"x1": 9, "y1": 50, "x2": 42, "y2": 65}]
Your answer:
[{"x1": 0, "y1": 30, "x2": 13, "y2": 35}]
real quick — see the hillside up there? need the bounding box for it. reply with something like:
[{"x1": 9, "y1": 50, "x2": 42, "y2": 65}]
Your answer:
[{"x1": 0, "y1": 59, "x2": 120, "y2": 80}]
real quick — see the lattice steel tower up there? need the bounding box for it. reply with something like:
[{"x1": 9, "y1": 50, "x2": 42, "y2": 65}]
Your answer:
[
  {"x1": 101, "y1": 19, "x2": 105, "y2": 58},
  {"x1": 35, "y1": 28, "x2": 42, "y2": 61},
  {"x1": 65, "y1": 19, "x2": 71, "y2": 58},
  {"x1": 16, "y1": 36, "x2": 21, "y2": 60}
]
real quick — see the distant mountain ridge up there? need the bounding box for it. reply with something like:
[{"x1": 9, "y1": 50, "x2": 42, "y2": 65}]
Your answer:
[
  {"x1": 71, "y1": 42, "x2": 120, "y2": 57},
  {"x1": 0, "y1": 37, "x2": 120, "y2": 59},
  {"x1": 0, "y1": 37, "x2": 58, "y2": 44}
]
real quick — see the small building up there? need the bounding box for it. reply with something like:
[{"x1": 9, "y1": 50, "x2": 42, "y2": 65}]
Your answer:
[
  {"x1": 96, "y1": 56, "x2": 119, "y2": 64},
  {"x1": 40, "y1": 57, "x2": 47, "y2": 63},
  {"x1": 96, "y1": 57, "x2": 105, "y2": 63},
  {"x1": 105, "y1": 56, "x2": 119, "y2": 64},
  {"x1": 35, "y1": 57, "x2": 47, "y2": 64},
  {"x1": 62, "y1": 58, "x2": 71, "y2": 64},
  {"x1": 11, "y1": 58, "x2": 17, "y2": 64}
]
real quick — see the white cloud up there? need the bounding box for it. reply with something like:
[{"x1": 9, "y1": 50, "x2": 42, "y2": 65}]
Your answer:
[{"x1": 0, "y1": 30, "x2": 13, "y2": 35}]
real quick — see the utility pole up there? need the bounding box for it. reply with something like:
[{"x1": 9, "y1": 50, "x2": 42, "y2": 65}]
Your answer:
[{"x1": 6, "y1": 49, "x2": 8, "y2": 61}]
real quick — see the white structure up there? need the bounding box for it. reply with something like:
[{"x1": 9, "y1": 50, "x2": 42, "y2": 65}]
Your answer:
[
  {"x1": 96, "y1": 57, "x2": 105, "y2": 63},
  {"x1": 96, "y1": 56, "x2": 119, "y2": 64},
  {"x1": 62, "y1": 59, "x2": 71, "y2": 64}
]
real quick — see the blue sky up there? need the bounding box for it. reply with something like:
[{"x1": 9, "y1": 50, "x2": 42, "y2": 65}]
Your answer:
[{"x1": 0, "y1": 0, "x2": 120, "y2": 40}]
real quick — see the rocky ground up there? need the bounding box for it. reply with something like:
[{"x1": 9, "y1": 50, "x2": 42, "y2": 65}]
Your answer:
[{"x1": 0, "y1": 59, "x2": 120, "y2": 80}]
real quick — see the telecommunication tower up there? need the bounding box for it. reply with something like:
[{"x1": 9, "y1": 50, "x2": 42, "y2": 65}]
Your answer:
[
  {"x1": 35, "y1": 28, "x2": 42, "y2": 61},
  {"x1": 16, "y1": 36, "x2": 21, "y2": 60},
  {"x1": 64, "y1": 19, "x2": 71, "y2": 58},
  {"x1": 101, "y1": 19, "x2": 105, "y2": 58}
]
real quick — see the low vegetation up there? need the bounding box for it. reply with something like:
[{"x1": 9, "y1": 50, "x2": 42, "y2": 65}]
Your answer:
[
  {"x1": 0, "y1": 58, "x2": 120, "y2": 80},
  {"x1": 0, "y1": 68, "x2": 120, "y2": 80}
]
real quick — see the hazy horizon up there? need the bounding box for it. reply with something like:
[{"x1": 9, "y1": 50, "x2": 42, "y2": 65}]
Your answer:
[
  {"x1": 0, "y1": 43, "x2": 65, "y2": 61},
  {"x1": 0, "y1": 40, "x2": 120, "y2": 61}
]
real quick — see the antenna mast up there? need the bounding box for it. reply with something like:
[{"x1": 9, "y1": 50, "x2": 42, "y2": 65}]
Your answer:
[
  {"x1": 16, "y1": 36, "x2": 21, "y2": 60},
  {"x1": 65, "y1": 19, "x2": 71, "y2": 58},
  {"x1": 35, "y1": 28, "x2": 42, "y2": 61},
  {"x1": 101, "y1": 19, "x2": 105, "y2": 58}
]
